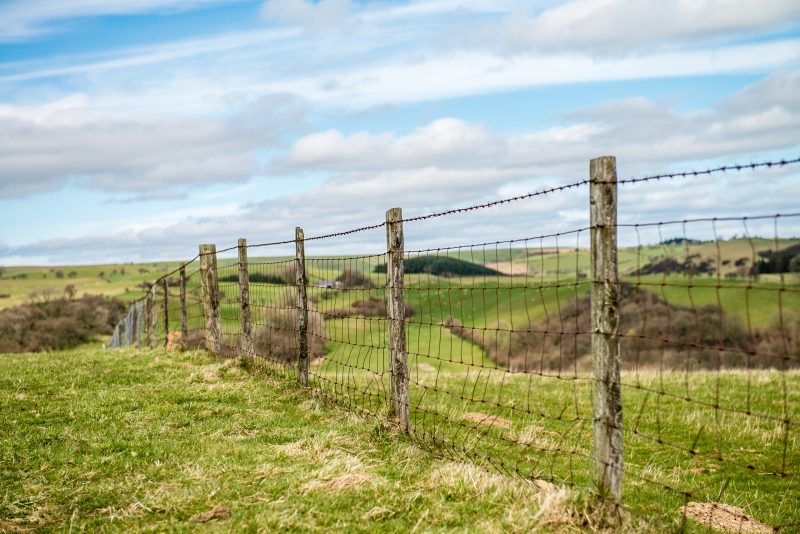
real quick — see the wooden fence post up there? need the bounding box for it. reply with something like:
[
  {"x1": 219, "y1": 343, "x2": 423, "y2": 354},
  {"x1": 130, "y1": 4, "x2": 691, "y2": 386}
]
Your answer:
[
  {"x1": 179, "y1": 265, "x2": 188, "y2": 345},
  {"x1": 150, "y1": 286, "x2": 158, "y2": 347},
  {"x1": 199, "y1": 244, "x2": 222, "y2": 353},
  {"x1": 590, "y1": 155, "x2": 623, "y2": 503},
  {"x1": 238, "y1": 239, "x2": 254, "y2": 357},
  {"x1": 385, "y1": 208, "x2": 409, "y2": 431},
  {"x1": 295, "y1": 228, "x2": 309, "y2": 387},
  {"x1": 142, "y1": 290, "x2": 150, "y2": 347},
  {"x1": 163, "y1": 278, "x2": 169, "y2": 347},
  {"x1": 135, "y1": 300, "x2": 143, "y2": 346}
]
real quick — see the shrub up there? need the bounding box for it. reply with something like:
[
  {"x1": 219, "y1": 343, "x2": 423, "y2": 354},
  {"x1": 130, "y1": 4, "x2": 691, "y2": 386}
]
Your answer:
[
  {"x1": 324, "y1": 297, "x2": 413, "y2": 319},
  {"x1": 374, "y1": 256, "x2": 503, "y2": 277},
  {"x1": 253, "y1": 293, "x2": 326, "y2": 362},
  {"x1": 0, "y1": 295, "x2": 126, "y2": 353},
  {"x1": 336, "y1": 269, "x2": 374, "y2": 289}
]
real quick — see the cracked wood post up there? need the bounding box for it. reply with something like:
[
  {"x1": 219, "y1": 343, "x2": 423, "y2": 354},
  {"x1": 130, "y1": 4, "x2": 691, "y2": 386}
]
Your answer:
[
  {"x1": 150, "y1": 284, "x2": 158, "y2": 347},
  {"x1": 385, "y1": 208, "x2": 409, "y2": 431},
  {"x1": 295, "y1": 228, "x2": 309, "y2": 387},
  {"x1": 179, "y1": 265, "x2": 188, "y2": 345},
  {"x1": 162, "y1": 278, "x2": 169, "y2": 347},
  {"x1": 590, "y1": 155, "x2": 623, "y2": 503},
  {"x1": 238, "y1": 239, "x2": 254, "y2": 358},
  {"x1": 199, "y1": 244, "x2": 222, "y2": 354}
]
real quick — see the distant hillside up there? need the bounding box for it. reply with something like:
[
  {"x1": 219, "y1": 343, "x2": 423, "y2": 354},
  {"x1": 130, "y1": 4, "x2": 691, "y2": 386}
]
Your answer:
[{"x1": 447, "y1": 283, "x2": 798, "y2": 371}]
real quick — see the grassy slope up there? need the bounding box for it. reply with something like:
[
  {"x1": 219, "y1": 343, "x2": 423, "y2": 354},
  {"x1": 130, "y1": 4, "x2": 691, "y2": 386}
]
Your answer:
[{"x1": 0, "y1": 346, "x2": 640, "y2": 533}]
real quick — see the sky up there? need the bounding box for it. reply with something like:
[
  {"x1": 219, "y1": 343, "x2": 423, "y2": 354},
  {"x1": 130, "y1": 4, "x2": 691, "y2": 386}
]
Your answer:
[{"x1": 0, "y1": 0, "x2": 799, "y2": 265}]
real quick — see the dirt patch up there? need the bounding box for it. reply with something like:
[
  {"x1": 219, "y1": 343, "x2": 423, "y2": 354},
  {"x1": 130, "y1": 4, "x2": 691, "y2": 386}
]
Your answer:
[
  {"x1": 681, "y1": 502, "x2": 773, "y2": 533},
  {"x1": 189, "y1": 505, "x2": 230, "y2": 523},
  {"x1": 461, "y1": 412, "x2": 511, "y2": 428},
  {"x1": 487, "y1": 261, "x2": 528, "y2": 275}
]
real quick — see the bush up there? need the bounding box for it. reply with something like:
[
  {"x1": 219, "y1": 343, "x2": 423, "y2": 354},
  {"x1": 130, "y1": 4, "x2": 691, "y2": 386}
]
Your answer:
[
  {"x1": 0, "y1": 295, "x2": 126, "y2": 353},
  {"x1": 325, "y1": 297, "x2": 413, "y2": 319},
  {"x1": 253, "y1": 293, "x2": 326, "y2": 362},
  {"x1": 374, "y1": 256, "x2": 503, "y2": 277},
  {"x1": 336, "y1": 269, "x2": 374, "y2": 289},
  {"x1": 220, "y1": 264, "x2": 306, "y2": 285}
]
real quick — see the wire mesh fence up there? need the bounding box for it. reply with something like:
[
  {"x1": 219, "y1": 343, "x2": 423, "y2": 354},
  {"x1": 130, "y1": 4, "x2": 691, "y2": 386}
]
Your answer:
[{"x1": 108, "y1": 155, "x2": 799, "y2": 532}]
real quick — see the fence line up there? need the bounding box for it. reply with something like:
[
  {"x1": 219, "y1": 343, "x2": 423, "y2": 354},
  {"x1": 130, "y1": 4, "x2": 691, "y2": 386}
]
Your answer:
[{"x1": 108, "y1": 155, "x2": 800, "y2": 532}]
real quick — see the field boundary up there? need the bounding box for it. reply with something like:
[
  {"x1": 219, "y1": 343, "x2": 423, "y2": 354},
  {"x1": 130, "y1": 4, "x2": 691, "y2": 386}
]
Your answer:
[{"x1": 109, "y1": 155, "x2": 800, "y2": 531}]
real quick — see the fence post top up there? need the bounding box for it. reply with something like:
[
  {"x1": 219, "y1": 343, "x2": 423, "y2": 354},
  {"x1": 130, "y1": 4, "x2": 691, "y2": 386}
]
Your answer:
[
  {"x1": 386, "y1": 207, "x2": 402, "y2": 221},
  {"x1": 238, "y1": 238, "x2": 246, "y2": 247},
  {"x1": 199, "y1": 243, "x2": 216, "y2": 253},
  {"x1": 296, "y1": 227, "x2": 304, "y2": 239}
]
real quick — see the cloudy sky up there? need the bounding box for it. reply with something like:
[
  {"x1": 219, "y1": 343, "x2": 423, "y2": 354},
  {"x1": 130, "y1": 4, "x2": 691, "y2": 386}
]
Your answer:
[{"x1": 1, "y1": 0, "x2": 799, "y2": 265}]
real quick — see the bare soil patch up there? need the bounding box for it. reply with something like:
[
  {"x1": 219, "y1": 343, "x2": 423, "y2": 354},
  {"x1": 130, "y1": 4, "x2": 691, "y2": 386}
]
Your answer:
[
  {"x1": 188, "y1": 505, "x2": 230, "y2": 523},
  {"x1": 680, "y1": 502, "x2": 773, "y2": 533}
]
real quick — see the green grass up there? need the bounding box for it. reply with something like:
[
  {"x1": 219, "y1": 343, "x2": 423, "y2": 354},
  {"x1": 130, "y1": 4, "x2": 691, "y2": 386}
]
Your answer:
[{"x1": 0, "y1": 346, "x2": 647, "y2": 533}]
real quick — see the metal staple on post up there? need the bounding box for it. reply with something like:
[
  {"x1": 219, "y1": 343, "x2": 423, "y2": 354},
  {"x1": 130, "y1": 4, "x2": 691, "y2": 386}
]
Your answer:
[
  {"x1": 238, "y1": 239, "x2": 254, "y2": 358},
  {"x1": 590, "y1": 155, "x2": 623, "y2": 503},
  {"x1": 162, "y1": 278, "x2": 169, "y2": 347},
  {"x1": 296, "y1": 228, "x2": 309, "y2": 387},
  {"x1": 199, "y1": 244, "x2": 222, "y2": 353},
  {"x1": 385, "y1": 208, "x2": 409, "y2": 431},
  {"x1": 179, "y1": 265, "x2": 188, "y2": 345}
]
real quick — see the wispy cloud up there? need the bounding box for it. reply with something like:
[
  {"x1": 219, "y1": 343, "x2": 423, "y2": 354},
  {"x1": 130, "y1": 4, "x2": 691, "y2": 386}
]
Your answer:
[
  {"x1": 457, "y1": 0, "x2": 800, "y2": 55},
  {"x1": 0, "y1": 0, "x2": 241, "y2": 41}
]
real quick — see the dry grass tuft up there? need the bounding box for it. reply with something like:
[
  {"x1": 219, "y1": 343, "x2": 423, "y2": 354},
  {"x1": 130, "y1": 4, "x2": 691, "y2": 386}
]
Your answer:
[
  {"x1": 461, "y1": 412, "x2": 511, "y2": 428},
  {"x1": 301, "y1": 473, "x2": 374, "y2": 493},
  {"x1": 428, "y1": 462, "x2": 529, "y2": 497},
  {"x1": 681, "y1": 502, "x2": 774, "y2": 533}
]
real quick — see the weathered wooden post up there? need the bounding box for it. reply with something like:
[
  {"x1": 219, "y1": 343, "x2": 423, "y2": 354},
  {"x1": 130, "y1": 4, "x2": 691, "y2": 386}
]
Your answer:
[
  {"x1": 150, "y1": 285, "x2": 158, "y2": 347},
  {"x1": 142, "y1": 289, "x2": 150, "y2": 347},
  {"x1": 385, "y1": 208, "x2": 409, "y2": 431},
  {"x1": 124, "y1": 303, "x2": 135, "y2": 347},
  {"x1": 590, "y1": 155, "x2": 623, "y2": 503},
  {"x1": 162, "y1": 278, "x2": 169, "y2": 347},
  {"x1": 238, "y1": 239, "x2": 254, "y2": 358},
  {"x1": 199, "y1": 244, "x2": 222, "y2": 353},
  {"x1": 179, "y1": 265, "x2": 188, "y2": 344},
  {"x1": 135, "y1": 300, "x2": 144, "y2": 346},
  {"x1": 295, "y1": 228, "x2": 309, "y2": 387}
]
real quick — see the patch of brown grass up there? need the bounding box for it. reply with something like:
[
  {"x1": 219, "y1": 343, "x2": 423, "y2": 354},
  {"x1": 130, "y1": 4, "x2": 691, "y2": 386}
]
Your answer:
[{"x1": 461, "y1": 412, "x2": 511, "y2": 428}]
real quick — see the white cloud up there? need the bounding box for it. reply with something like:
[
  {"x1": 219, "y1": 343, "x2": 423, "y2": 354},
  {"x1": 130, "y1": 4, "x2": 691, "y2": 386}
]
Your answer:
[
  {"x1": 274, "y1": 68, "x2": 800, "y2": 178},
  {"x1": 0, "y1": 92, "x2": 307, "y2": 199},
  {"x1": 478, "y1": 0, "x2": 800, "y2": 55},
  {"x1": 273, "y1": 118, "x2": 498, "y2": 172}
]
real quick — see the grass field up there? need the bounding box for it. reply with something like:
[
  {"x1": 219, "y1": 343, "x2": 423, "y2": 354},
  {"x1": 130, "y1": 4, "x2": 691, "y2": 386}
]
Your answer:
[
  {"x1": 1, "y1": 346, "x2": 652, "y2": 533},
  {"x1": 2, "y1": 236, "x2": 798, "y2": 532}
]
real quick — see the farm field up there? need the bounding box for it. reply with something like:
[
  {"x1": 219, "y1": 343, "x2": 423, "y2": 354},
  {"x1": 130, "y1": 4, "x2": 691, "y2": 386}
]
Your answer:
[{"x1": 2, "y1": 236, "x2": 799, "y2": 531}]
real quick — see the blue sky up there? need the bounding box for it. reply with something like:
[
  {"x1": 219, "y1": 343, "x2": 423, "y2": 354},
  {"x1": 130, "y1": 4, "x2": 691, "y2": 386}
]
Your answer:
[{"x1": 0, "y1": 0, "x2": 799, "y2": 265}]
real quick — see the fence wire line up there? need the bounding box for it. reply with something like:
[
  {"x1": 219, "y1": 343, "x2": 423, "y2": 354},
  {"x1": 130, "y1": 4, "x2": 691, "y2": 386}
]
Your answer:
[{"x1": 108, "y1": 157, "x2": 800, "y2": 532}]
